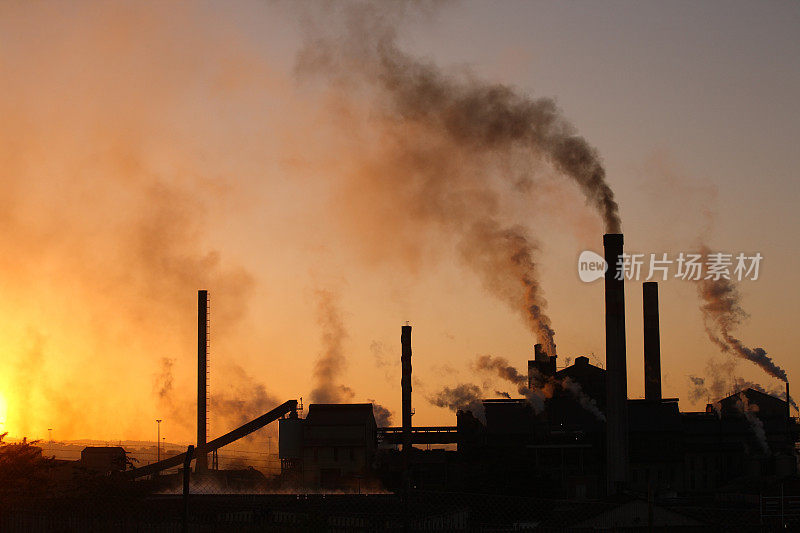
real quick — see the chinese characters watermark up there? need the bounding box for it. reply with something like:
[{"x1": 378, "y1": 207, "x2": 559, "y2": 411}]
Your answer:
[{"x1": 578, "y1": 251, "x2": 762, "y2": 282}]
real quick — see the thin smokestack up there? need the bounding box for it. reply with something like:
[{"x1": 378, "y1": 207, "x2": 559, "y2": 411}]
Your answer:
[
  {"x1": 401, "y1": 324, "x2": 412, "y2": 490},
  {"x1": 787, "y1": 382, "x2": 791, "y2": 445},
  {"x1": 603, "y1": 233, "x2": 628, "y2": 494},
  {"x1": 643, "y1": 282, "x2": 662, "y2": 401},
  {"x1": 197, "y1": 289, "x2": 209, "y2": 472}
]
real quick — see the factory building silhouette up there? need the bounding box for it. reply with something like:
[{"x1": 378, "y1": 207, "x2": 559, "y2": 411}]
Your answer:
[
  {"x1": 272, "y1": 233, "x2": 798, "y2": 498},
  {"x1": 88, "y1": 233, "x2": 797, "y2": 499},
  {"x1": 6, "y1": 233, "x2": 798, "y2": 531}
]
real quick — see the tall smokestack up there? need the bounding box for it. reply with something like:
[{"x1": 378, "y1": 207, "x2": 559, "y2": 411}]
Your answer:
[
  {"x1": 787, "y1": 382, "x2": 791, "y2": 445},
  {"x1": 401, "y1": 323, "x2": 412, "y2": 487},
  {"x1": 197, "y1": 290, "x2": 209, "y2": 472},
  {"x1": 603, "y1": 234, "x2": 628, "y2": 494},
  {"x1": 643, "y1": 282, "x2": 662, "y2": 401}
]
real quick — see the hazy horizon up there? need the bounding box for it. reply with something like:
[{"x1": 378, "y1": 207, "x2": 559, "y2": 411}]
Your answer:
[{"x1": 0, "y1": 0, "x2": 798, "y2": 444}]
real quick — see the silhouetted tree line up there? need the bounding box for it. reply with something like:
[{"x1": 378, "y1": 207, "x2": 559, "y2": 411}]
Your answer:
[{"x1": 0, "y1": 433, "x2": 57, "y2": 504}]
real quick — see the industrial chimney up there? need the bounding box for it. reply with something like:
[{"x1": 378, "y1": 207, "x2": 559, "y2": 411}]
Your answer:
[
  {"x1": 603, "y1": 234, "x2": 628, "y2": 494},
  {"x1": 528, "y1": 343, "x2": 557, "y2": 389},
  {"x1": 643, "y1": 282, "x2": 662, "y2": 401},
  {"x1": 197, "y1": 290, "x2": 209, "y2": 472},
  {"x1": 401, "y1": 324, "x2": 412, "y2": 489},
  {"x1": 787, "y1": 382, "x2": 791, "y2": 445}
]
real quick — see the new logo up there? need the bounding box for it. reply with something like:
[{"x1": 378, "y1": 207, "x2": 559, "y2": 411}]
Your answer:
[{"x1": 578, "y1": 250, "x2": 607, "y2": 282}]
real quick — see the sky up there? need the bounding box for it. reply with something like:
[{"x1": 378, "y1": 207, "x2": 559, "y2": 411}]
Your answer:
[{"x1": 0, "y1": 0, "x2": 798, "y2": 444}]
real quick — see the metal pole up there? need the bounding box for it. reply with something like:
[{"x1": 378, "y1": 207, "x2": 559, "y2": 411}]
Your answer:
[
  {"x1": 401, "y1": 324, "x2": 413, "y2": 533},
  {"x1": 183, "y1": 445, "x2": 194, "y2": 533},
  {"x1": 156, "y1": 420, "x2": 162, "y2": 463},
  {"x1": 197, "y1": 290, "x2": 209, "y2": 472}
]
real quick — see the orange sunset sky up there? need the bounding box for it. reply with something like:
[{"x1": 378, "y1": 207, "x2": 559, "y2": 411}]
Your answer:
[{"x1": 0, "y1": 1, "x2": 798, "y2": 445}]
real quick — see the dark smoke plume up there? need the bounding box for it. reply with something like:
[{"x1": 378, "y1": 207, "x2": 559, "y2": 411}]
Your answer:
[
  {"x1": 474, "y1": 354, "x2": 545, "y2": 411},
  {"x1": 428, "y1": 383, "x2": 485, "y2": 422},
  {"x1": 368, "y1": 400, "x2": 393, "y2": 426},
  {"x1": 459, "y1": 222, "x2": 556, "y2": 355},
  {"x1": 374, "y1": 57, "x2": 622, "y2": 233},
  {"x1": 154, "y1": 356, "x2": 283, "y2": 446},
  {"x1": 297, "y1": 2, "x2": 624, "y2": 355},
  {"x1": 697, "y1": 272, "x2": 787, "y2": 382},
  {"x1": 213, "y1": 365, "x2": 281, "y2": 430},
  {"x1": 152, "y1": 357, "x2": 193, "y2": 433},
  {"x1": 474, "y1": 354, "x2": 527, "y2": 387},
  {"x1": 154, "y1": 357, "x2": 175, "y2": 401},
  {"x1": 310, "y1": 289, "x2": 355, "y2": 404},
  {"x1": 688, "y1": 375, "x2": 711, "y2": 403}
]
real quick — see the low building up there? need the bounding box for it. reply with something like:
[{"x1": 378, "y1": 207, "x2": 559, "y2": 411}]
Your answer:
[
  {"x1": 80, "y1": 446, "x2": 127, "y2": 474},
  {"x1": 280, "y1": 403, "x2": 378, "y2": 490}
]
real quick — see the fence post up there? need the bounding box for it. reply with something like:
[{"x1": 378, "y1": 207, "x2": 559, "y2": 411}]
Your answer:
[{"x1": 183, "y1": 445, "x2": 194, "y2": 533}]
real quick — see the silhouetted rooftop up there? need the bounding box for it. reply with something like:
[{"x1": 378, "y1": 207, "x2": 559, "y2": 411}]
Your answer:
[{"x1": 305, "y1": 403, "x2": 376, "y2": 426}]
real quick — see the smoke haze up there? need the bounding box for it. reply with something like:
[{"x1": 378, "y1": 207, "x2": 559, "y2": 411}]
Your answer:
[
  {"x1": 310, "y1": 289, "x2": 355, "y2": 404},
  {"x1": 295, "y1": 0, "x2": 624, "y2": 356},
  {"x1": 10, "y1": 0, "x2": 789, "y2": 445}
]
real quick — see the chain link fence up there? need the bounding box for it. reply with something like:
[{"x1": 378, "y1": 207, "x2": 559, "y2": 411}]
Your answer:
[
  {"x1": 0, "y1": 442, "x2": 790, "y2": 531},
  {"x1": 0, "y1": 485, "x2": 777, "y2": 531}
]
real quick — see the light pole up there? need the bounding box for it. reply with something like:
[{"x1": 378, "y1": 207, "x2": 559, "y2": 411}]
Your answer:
[
  {"x1": 156, "y1": 420, "x2": 162, "y2": 462},
  {"x1": 48, "y1": 428, "x2": 52, "y2": 442}
]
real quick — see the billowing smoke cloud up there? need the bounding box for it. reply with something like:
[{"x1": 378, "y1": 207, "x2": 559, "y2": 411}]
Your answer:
[
  {"x1": 152, "y1": 357, "x2": 193, "y2": 434},
  {"x1": 474, "y1": 355, "x2": 528, "y2": 387},
  {"x1": 428, "y1": 384, "x2": 485, "y2": 422},
  {"x1": 475, "y1": 354, "x2": 604, "y2": 420},
  {"x1": 0, "y1": 0, "x2": 621, "y2": 442},
  {"x1": 688, "y1": 375, "x2": 712, "y2": 403},
  {"x1": 153, "y1": 355, "x2": 284, "y2": 449},
  {"x1": 299, "y1": 2, "x2": 622, "y2": 232},
  {"x1": 296, "y1": 1, "x2": 623, "y2": 356},
  {"x1": 154, "y1": 358, "x2": 175, "y2": 402},
  {"x1": 310, "y1": 289, "x2": 355, "y2": 404},
  {"x1": 459, "y1": 224, "x2": 556, "y2": 355},
  {"x1": 473, "y1": 354, "x2": 546, "y2": 412},
  {"x1": 368, "y1": 400, "x2": 393, "y2": 427},
  {"x1": 698, "y1": 271, "x2": 787, "y2": 382},
  {"x1": 212, "y1": 364, "x2": 281, "y2": 448},
  {"x1": 309, "y1": 291, "x2": 395, "y2": 425}
]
